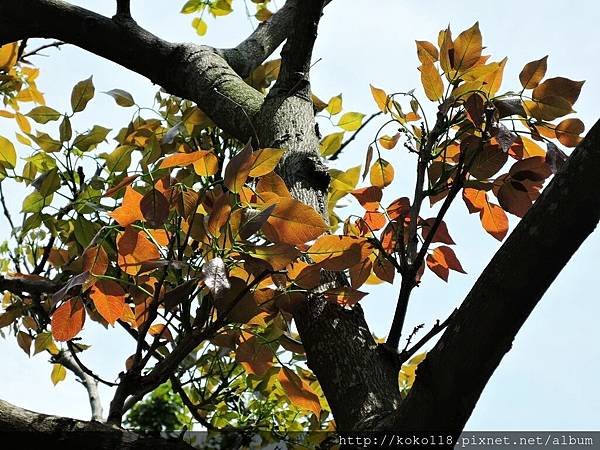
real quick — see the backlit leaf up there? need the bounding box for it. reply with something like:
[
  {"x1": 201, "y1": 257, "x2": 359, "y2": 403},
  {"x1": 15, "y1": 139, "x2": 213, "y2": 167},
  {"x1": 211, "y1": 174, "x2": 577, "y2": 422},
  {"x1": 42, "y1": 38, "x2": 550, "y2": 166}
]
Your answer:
[
  {"x1": 262, "y1": 198, "x2": 328, "y2": 245},
  {"x1": 248, "y1": 148, "x2": 284, "y2": 177},
  {"x1": 117, "y1": 227, "x2": 161, "y2": 275},
  {"x1": 0, "y1": 135, "x2": 17, "y2": 168},
  {"x1": 71, "y1": 76, "x2": 95, "y2": 113},
  {"x1": 224, "y1": 142, "x2": 254, "y2": 193},
  {"x1": 420, "y1": 62, "x2": 444, "y2": 101},
  {"x1": 51, "y1": 364, "x2": 67, "y2": 385},
  {"x1": 89, "y1": 280, "x2": 126, "y2": 325},
  {"x1": 51, "y1": 298, "x2": 86, "y2": 342},
  {"x1": 278, "y1": 367, "x2": 321, "y2": 417},
  {"x1": 104, "y1": 89, "x2": 135, "y2": 107},
  {"x1": 370, "y1": 85, "x2": 389, "y2": 112},
  {"x1": 337, "y1": 112, "x2": 365, "y2": 131},
  {"x1": 519, "y1": 56, "x2": 548, "y2": 89},
  {"x1": 326, "y1": 94, "x2": 342, "y2": 115},
  {"x1": 370, "y1": 158, "x2": 394, "y2": 188}
]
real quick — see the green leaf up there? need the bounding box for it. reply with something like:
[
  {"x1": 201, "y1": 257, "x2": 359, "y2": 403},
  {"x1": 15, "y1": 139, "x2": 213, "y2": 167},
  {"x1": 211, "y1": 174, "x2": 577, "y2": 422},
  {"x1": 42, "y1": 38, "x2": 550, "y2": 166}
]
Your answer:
[
  {"x1": 181, "y1": 0, "x2": 203, "y2": 13},
  {"x1": 337, "y1": 112, "x2": 365, "y2": 131},
  {"x1": 51, "y1": 363, "x2": 67, "y2": 385},
  {"x1": 0, "y1": 135, "x2": 17, "y2": 168},
  {"x1": 28, "y1": 132, "x2": 62, "y2": 153},
  {"x1": 73, "y1": 125, "x2": 111, "y2": 152},
  {"x1": 32, "y1": 169, "x2": 61, "y2": 197},
  {"x1": 34, "y1": 332, "x2": 57, "y2": 355},
  {"x1": 104, "y1": 89, "x2": 135, "y2": 107},
  {"x1": 71, "y1": 76, "x2": 95, "y2": 113},
  {"x1": 102, "y1": 145, "x2": 134, "y2": 172},
  {"x1": 59, "y1": 116, "x2": 72, "y2": 142},
  {"x1": 26, "y1": 106, "x2": 61, "y2": 124},
  {"x1": 22, "y1": 191, "x2": 53, "y2": 213}
]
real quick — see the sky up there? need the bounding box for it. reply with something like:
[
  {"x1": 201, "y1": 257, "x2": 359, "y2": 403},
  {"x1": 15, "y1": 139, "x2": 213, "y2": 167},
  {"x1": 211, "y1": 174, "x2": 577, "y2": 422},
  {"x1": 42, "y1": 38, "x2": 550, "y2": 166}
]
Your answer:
[{"x1": 1, "y1": 0, "x2": 599, "y2": 430}]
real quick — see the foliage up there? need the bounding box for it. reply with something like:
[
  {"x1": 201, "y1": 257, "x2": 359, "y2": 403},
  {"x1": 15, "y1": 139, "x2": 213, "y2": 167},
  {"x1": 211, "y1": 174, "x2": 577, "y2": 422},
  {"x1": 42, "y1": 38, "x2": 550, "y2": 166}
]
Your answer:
[
  {"x1": 125, "y1": 382, "x2": 192, "y2": 434},
  {"x1": 0, "y1": 15, "x2": 585, "y2": 434}
]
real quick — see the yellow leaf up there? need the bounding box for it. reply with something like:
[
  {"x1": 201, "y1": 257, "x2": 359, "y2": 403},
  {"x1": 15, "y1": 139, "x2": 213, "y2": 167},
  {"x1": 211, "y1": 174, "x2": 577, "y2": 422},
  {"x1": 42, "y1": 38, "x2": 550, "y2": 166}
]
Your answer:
[
  {"x1": 523, "y1": 96, "x2": 574, "y2": 121},
  {"x1": 420, "y1": 62, "x2": 444, "y2": 101},
  {"x1": 0, "y1": 42, "x2": 19, "y2": 71},
  {"x1": 326, "y1": 94, "x2": 342, "y2": 115},
  {"x1": 320, "y1": 132, "x2": 344, "y2": 157},
  {"x1": 330, "y1": 166, "x2": 361, "y2": 193},
  {"x1": 71, "y1": 76, "x2": 95, "y2": 113},
  {"x1": 51, "y1": 364, "x2": 67, "y2": 385},
  {"x1": 370, "y1": 158, "x2": 394, "y2": 188},
  {"x1": 0, "y1": 135, "x2": 17, "y2": 168},
  {"x1": 337, "y1": 112, "x2": 365, "y2": 131},
  {"x1": 307, "y1": 235, "x2": 369, "y2": 271},
  {"x1": 415, "y1": 40, "x2": 439, "y2": 65},
  {"x1": 248, "y1": 148, "x2": 284, "y2": 177},
  {"x1": 192, "y1": 17, "x2": 208, "y2": 36},
  {"x1": 453, "y1": 22, "x2": 482, "y2": 73},
  {"x1": 370, "y1": 85, "x2": 389, "y2": 112}
]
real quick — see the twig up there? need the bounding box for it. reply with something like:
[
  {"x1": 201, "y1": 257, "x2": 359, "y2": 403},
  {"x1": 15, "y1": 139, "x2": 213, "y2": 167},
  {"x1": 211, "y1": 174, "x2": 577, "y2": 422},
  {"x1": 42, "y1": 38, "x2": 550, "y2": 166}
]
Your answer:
[
  {"x1": 21, "y1": 41, "x2": 65, "y2": 60},
  {"x1": 170, "y1": 376, "x2": 215, "y2": 430},
  {"x1": 398, "y1": 309, "x2": 458, "y2": 365},
  {"x1": 402, "y1": 323, "x2": 424, "y2": 353},
  {"x1": 329, "y1": 111, "x2": 382, "y2": 160},
  {"x1": 66, "y1": 341, "x2": 117, "y2": 387}
]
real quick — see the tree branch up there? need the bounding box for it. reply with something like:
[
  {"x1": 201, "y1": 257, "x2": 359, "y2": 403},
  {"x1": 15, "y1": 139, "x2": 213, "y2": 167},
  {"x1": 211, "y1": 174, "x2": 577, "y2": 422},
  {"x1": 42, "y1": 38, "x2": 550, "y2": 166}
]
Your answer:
[
  {"x1": 222, "y1": 0, "x2": 332, "y2": 78},
  {"x1": 54, "y1": 351, "x2": 104, "y2": 421},
  {"x1": 270, "y1": 0, "x2": 326, "y2": 99},
  {"x1": 0, "y1": 399, "x2": 194, "y2": 449},
  {"x1": 390, "y1": 119, "x2": 600, "y2": 434},
  {"x1": 0, "y1": 0, "x2": 263, "y2": 143},
  {"x1": 0, "y1": 274, "x2": 59, "y2": 295}
]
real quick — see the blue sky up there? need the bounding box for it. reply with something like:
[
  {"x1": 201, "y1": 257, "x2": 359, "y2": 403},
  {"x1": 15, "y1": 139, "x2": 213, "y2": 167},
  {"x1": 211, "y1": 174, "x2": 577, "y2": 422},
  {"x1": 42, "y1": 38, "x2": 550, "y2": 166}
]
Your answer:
[{"x1": 1, "y1": 0, "x2": 599, "y2": 429}]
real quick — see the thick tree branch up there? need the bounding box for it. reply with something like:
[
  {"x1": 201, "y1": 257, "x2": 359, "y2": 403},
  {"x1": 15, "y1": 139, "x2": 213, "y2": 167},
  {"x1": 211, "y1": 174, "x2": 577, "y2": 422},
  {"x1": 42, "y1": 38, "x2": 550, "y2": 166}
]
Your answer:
[
  {"x1": 0, "y1": 0, "x2": 263, "y2": 143},
  {"x1": 390, "y1": 119, "x2": 600, "y2": 434},
  {"x1": 0, "y1": 274, "x2": 59, "y2": 295},
  {"x1": 0, "y1": 399, "x2": 194, "y2": 449},
  {"x1": 222, "y1": 0, "x2": 332, "y2": 78}
]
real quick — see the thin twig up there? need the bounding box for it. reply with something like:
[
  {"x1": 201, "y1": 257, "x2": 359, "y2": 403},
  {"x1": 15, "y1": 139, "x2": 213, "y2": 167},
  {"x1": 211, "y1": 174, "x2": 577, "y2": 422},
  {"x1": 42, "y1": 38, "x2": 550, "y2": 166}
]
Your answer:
[
  {"x1": 398, "y1": 309, "x2": 458, "y2": 365},
  {"x1": 21, "y1": 41, "x2": 65, "y2": 60},
  {"x1": 329, "y1": 111, "x2": 382, "y2": 160}
]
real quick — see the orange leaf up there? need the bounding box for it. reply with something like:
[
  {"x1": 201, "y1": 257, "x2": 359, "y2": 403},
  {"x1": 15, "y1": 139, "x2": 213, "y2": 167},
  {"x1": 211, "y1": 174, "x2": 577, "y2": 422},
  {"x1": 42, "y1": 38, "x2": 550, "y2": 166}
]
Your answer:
[
  {"x1": 373, "y1": 256, "x2": 395, "y2": 284},
  {"x1": 117, "y1": 227, "x2": 161, "y2": 275},
  {"x1": 236, "y1": 335, "x2": 273, "y2": 376},
  {"x1": 89, "y1": 280, "x2": 126, "y2": 325},
  {"x1": 497, "y1": 180, "x2": 532, "y2": 218},
  {"x1": 159, "y1": 150, "x2": 209, "y2": 169},
  {"x1": 109, "y1": 186, "x2": 143, "y2": 227},
  {"x1": 307, "y1": 235, "x2": 369, "y2": 271},
  {"x1": 82, "y1": 245, "x2": 109, "y2": 276},
  {"x1": 224, "y1": 142, "x2": 254, "y2": 193},
  {"x1": 192, "y1": 151, "x2": 219, "y2": 177},
  {"x1": 452, "y1": 22, "x2": 482, "y2": 73},
  {"x1": 251, "y1": 243, "x2": 300, "y2": 271},
  {"x1": 278, "y1": 367, "x2": 322, "y2": 417},
  {"x1": 420, "y1": 218, "x2": 455, "y2": 245},
  {"x1": 349, "y1": 258, "x2": 373, "y2": 289},
  {"x1": 532, "y1": 77, "x2": 585, "y2": 106},
  {"x1": 351, "y1": 186, "x2": 382, "y2": 211},
  {"x1": 462, "y1": 188, "x2": 487, "y2": 213},
  {"x1": 51, "y1": 298, "x2": 86, "y2": 342},
  {"x1": 415, "y1": 40, "x2": 439, "y2": 65},
  {"x1": 323, "y1": 287, "x2": 367, "y2": 306},
  {"x1": 262, "y1": 198, "x2": 328, "y2": 245},
  {"x1": 140, "y1": 188, "x2": 170, "y2": 228},
  {"x1": 256, "y1": 172, "x2": 291, "y2": 199},
  {"x1": 207, "y1": 193, "x2": 232, "y2": 237},
  {"x1": 480, "y1": 199, "x2": 508, "y2": 241}
]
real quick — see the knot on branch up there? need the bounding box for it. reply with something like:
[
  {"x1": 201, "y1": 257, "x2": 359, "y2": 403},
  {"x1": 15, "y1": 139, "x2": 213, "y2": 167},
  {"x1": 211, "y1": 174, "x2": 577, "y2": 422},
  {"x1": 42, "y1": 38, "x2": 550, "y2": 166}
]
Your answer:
[{"x1": 280, "y1": 151, "x2": 330, "y2": 193}]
